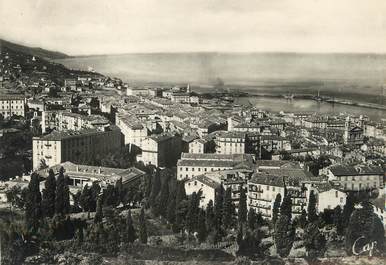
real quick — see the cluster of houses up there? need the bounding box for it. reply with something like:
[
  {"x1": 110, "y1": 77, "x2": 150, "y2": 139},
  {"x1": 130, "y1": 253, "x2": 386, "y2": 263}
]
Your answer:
[{"x1": 1, "y1": 57, "x2": 385, "y2": 226}]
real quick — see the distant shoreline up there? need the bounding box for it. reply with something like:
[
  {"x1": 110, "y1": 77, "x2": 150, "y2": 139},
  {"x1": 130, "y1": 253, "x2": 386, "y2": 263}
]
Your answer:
[
  {"x1": 196, "y1": 88, "x2": 386, "y2": 111},
  {"x1": 242, "y1": 92, "x2": 386, "y2": 111}
]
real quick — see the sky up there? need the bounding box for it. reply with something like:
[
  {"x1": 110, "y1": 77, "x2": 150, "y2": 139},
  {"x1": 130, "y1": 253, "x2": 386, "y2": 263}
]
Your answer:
[{"x1": 1, "y1": 0, "x2": 386, "y2": 55}]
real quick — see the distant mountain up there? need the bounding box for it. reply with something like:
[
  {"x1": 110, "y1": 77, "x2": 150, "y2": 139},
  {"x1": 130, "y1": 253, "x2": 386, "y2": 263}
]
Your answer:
[{"x1": 0, "y1": 39, "x2": 69, "y2": 60}]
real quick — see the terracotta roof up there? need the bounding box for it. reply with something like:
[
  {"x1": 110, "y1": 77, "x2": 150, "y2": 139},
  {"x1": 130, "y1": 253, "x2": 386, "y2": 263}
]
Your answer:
[
  {"x1": 250, "y1": 168, "x2": 312, "y2": 187},
  {"x1": 35, "y1": 126, "x2": 119, "y2": 141},
  {"x1": 187, "y1": 174, "x2": 221, "y2": 189},
  {"x1": 329, "y1": 164, "x2": 384, "y2": 176},
  {"x1": 37, "y1": 161, "x2": 145, "y2": 184}
]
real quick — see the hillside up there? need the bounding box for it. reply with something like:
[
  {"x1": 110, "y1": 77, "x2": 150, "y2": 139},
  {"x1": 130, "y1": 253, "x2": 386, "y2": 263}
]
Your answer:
[{"x1": 0, "y1": 39, "x2": 69, "y2": 60}]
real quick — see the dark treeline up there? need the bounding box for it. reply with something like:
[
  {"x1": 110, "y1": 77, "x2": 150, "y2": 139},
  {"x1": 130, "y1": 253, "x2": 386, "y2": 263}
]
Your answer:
[
  {"x1": 1, "y1": 166, "x2": 146, "y2": 264},
  {"x1": 1, "y1": 165, "x2": 385, "y2": 264}
]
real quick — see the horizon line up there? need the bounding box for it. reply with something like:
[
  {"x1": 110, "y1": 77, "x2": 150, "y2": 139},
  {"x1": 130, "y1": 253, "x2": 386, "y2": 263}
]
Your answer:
[
  {"x1": 2, "y1": 37, "x2": 386, "y2": 58},
  {"x1": 69, "y1": 50, "x2": 386, "y2": 58}
]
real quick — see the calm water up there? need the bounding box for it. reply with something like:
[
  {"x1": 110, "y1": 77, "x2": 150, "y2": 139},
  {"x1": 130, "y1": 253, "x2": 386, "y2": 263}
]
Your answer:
[{"x1": 236, "y1": 97, "x2": 386, "y2": 121}]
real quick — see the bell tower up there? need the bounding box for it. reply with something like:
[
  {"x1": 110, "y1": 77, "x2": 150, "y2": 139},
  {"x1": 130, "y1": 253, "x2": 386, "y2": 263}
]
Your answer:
[{"x1": 343, "y1": 116, "x2": 350, "y2": 144}]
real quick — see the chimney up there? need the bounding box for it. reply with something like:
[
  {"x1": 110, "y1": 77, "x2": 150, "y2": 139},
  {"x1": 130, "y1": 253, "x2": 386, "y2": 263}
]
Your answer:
[{"x1": 98, "y1": 167, "x2": 101, "y2": 174}]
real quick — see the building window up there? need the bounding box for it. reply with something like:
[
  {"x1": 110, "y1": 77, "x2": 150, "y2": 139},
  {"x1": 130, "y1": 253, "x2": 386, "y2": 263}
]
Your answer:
[
  {"x1": 194, "y1": 181, "x2": 197, "y2": 186},
  {"x1": 335, "y1": 191, "x2": 338, "y2": 198}
]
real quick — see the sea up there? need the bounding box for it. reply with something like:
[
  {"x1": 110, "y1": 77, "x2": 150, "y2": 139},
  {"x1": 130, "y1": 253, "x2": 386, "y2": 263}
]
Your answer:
[{"x1": 56, "y1": 52, "x2": 386, "y2": 120}]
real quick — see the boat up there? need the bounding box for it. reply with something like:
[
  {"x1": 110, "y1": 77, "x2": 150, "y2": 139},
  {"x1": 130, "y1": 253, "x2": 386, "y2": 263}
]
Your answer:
[
  {"x1": 284, "y1": 94, "x2": 294, "y2": 100},
  {"x1": 313, "y1": 89, "x2": 322, "y2": 101}
]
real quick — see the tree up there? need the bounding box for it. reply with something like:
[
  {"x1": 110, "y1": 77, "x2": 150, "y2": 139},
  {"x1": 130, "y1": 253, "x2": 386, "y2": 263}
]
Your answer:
[
  {"x1": 333, "y1": 205, "x2": 344, "y2": 235},
  {"x1": 76, "y1": 227, "x2": 84, "y2": 245},
  {"x1": 25, "y1": 173, "x2": 42, "y2": 232},
  {"x1": 154, "y1": 179, "x2": 169, "y2": 217},
  {"x1": 175, "y1": 181, "x2": 187, "y2": 204},
  {"x1": 103, "y1": 184, "x2": 118, "y2": 207},
  {"x1": 205, "y1": 200, "x2": 215, "y2": 231},
  {"x1": 197, "y1": 209, "x2": 208, "y2": 243},
  {"x1": 6, "y1": 185, "x2": 26, "y2": 219},
  {"x1": 125, "y1": 210, "x2": 136, "y2": 243},
  {"x1": 272, "y1": 193, "x2": 282, "y2": 226},
  {"x1": 222, "y1": 187, "x2": 235, "y2": 230},
  {"x1": 214, "y1": 186, "x2": 224, "y2": 232},
  {"x1": 143, "y1": 174, "x2": 152, "y2": 199},
  {"x1": 238, "y1": 186, "x2": 247, "y2": 224},
  {"x1": 166, "y1": 193, "x2": 176, "y2": 224},
  {"x1": 115, "y1": 178, "x2": 124, "y2": 205},
  {"x1": 248, "y1": 208, "x2": 257, "y2": 231},
  {"x1": 80, "y1": 184, "x2": 92, "y2": 213},
  {"x1": 237, "y1": 230, "x2": 263, "y2": 259},
  {"x1": 186, "y1": 191, "x2": 201, "y2": 233},
  {"x1": 307, "y1": 190, "x2": 318, "y2": 223},
  {"x1": 304, "y1": 222, "x2": 327, "y2": 260},
  {"x1": 275, "y1": 193, "x2": 294, "y2": 258},
  {"x1": 94, "y1": 197, "x2": 103, "y2": 223},
  {"x1": 55, "y1": 167, "x2": 70, "y2": 215},
  {"x1": 149, "y1": 169, "x2": 161, "y2": 207},
  {"x1": 174, "y1": 182, "x2": 188, "y2": 232},
  {"x1": 345, "y1": 201, "x2": 385, "y2": 256},
  {"x1": 41, "y1": 169, "x2": 56, "y2": 218},
  {"x1": 72, "y1": 190, "x2": 82, "y2": 213},
  {"x1": 342, "y1": 192, "x2": 355, "y2": 229},
  {"x1": 274, "y1": 214, "x2": 295, "y2": 258},
  {"x1": 139, "y1": 207, "x2": 148, "y2": 244},
  {"x1": 299, "y1": 209, "x2": 308, "y2": 228},
  {"x1": 280, "y1": 194, "x2": 292, "y2": 221},
  {"x1": 90, "y1": 182, "x2": 101, "y2": 211}
]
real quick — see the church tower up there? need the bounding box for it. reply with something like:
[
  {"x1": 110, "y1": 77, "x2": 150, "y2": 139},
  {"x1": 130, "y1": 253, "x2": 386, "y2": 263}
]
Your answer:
[
  {"x1": 343, "y1": 116, "x2": 350, "y2": 144},
  {"x1": 186, "y1": 83, "x2": 190, "y2": 93}
]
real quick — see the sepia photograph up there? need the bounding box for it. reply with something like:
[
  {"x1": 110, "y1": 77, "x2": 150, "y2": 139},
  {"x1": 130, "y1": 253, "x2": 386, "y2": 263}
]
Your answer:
[{"x1": 0, "y1": 0, "x2": 385, "y2": 264}]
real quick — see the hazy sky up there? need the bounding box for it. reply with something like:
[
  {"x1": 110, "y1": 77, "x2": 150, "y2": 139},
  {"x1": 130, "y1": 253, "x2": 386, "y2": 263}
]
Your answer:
[{"x1": 1, "y1": 0, "x2": 386, "y2": 55}]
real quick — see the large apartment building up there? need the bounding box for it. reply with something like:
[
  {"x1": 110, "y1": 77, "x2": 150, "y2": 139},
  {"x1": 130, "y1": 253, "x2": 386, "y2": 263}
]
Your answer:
[
  {"x1": 140, "y1": 134, "x2": 182, "y2": 167},
  {"x1": 215, "y1": 131, "x2": 246, "y2": 154},
  {"x1": 42, "y1": 110, "x2": 109, "y2": 133},
  {"x1": 115, "y1": 113, "x2": 148, "y2": 149},
  {"x1": 0, "y1": 94, "x2": 25, "y2": 118},
  {"x1": 327, "y1": 164, "x2": 384, "y2": 191},
  {"x1": 247, "y1": 168, "x2": 346, "y2": 219},
  {"x1": 33, "y1": 126, "x2": 123, "y2": 169},
  {"x1": 177, "y1": 153, "x2": 255, "y2": 180},
  {"x1": 248, "y1": 169, "x2": 311, "y2": 218}
]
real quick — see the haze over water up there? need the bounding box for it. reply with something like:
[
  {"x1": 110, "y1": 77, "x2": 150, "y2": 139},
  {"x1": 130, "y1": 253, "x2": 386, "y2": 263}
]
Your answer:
[{"x1": 59, "y1": 53, "x2": 386, "y2": 91}]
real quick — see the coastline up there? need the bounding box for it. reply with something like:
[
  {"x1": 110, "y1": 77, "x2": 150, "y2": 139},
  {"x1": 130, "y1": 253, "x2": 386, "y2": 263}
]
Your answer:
[{"x1": 242, "y1": 92, "x2": 386, "y2": 111}]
